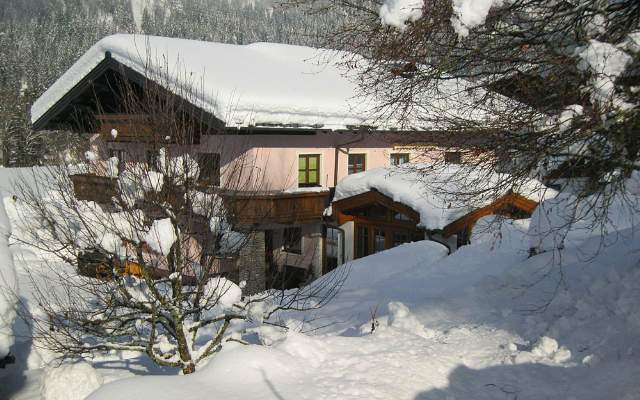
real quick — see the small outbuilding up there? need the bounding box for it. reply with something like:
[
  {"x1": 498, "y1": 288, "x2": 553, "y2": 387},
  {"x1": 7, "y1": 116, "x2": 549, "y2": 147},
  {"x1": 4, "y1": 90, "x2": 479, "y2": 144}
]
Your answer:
[{"x1": 330, "y1": 165, "x2": 556, "y2": 258}]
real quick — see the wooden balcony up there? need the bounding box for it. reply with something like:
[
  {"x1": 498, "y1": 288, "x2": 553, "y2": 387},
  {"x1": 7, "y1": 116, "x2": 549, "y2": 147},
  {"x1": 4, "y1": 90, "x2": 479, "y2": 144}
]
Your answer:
[
  {"x1": 70, "y1": 174, "x2": 118, "y2": 204},
  {"x1": 70, "y1": 172, "x2": 330, "y2": 226},
  {"x1": 97, "y1": 114, "x2": 156, "y2": 143},
  {"x1": 224, "y1": 191, "x2": 330, "y2": 226},
  {"x1": 96, "y1": 114, "x2": 199, "y2": 144}
]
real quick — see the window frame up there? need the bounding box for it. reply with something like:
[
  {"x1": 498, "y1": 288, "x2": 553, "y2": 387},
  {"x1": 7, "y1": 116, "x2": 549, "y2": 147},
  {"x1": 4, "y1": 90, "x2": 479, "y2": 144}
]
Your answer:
[
  {"x1": 390, "y1": 153, "x2": 410, "y2": 166},
  {"x1": 298, "y1": 154, "x2": 321, "y2": 187},
  {"x1": 146, "y1": 149, "x2": 160, "y2": 171},
  {"x1": 348, "y1": 153, "x2": 366, "y2": 175},
  {"x1": 283, "y1": 227, "x2": 302, "y2": 254},
  {"x1": 444, "y1": 151, "x2": 462, "y2": 164},
  {"x1": 197, "y1": 152, "x2": 221, "y2": 186},
  {"x1": 108, "y1": 148, "x2": 125, "y2": 174}
]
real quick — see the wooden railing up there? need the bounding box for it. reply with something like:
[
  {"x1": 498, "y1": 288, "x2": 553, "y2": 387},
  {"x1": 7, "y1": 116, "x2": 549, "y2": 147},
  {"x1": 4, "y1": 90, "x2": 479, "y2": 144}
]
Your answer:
[
  {"x1": 97, "y1": 114, "x2": 157, "y2": 143},
  {"x1": 70, "y1": 174, "x2": 118, "y2": 204},
  {"x1": 96, "y1": 113, "x2": 200, "y2": 144},
  {"x1": 70, "y1": 172, "x2": 330, "y2": 226},
  {"x1": 225, "y1": 191, "x2": 330, "y2": 226}
]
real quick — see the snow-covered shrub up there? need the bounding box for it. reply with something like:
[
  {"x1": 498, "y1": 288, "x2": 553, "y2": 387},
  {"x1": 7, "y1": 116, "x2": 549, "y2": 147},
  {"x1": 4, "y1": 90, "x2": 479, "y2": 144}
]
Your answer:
[{"x1": 387, "y1": 301, "x2": 435, "y2": 339}]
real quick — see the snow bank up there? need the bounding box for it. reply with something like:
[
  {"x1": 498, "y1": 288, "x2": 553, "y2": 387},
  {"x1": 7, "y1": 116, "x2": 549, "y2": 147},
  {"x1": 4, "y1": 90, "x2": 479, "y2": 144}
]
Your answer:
[
  {"x1": 41, "y1": 362, "x2": 104, "y2": 400},
  {"x1": 0, "y1": 190, "x2": 17, "y2": 358},
  {"x1": 333, "y1": 164, "x2": 556, "y2": 230},
  {"x1": 88, "y1": 344, "x2": 315, "y2": 400},
  {"x1": 387, "y1": 301, "x2": 436, "y2": 339},
  {"x1": 470, "y1": 215, "x2": 529, "y2": 250}
]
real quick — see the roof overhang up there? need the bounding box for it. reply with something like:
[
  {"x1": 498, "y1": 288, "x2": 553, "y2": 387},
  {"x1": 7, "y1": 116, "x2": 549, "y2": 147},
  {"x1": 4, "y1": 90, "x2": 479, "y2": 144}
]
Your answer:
[{"x1": 31, "y1": 51, "x2": 224, "y2": 133}]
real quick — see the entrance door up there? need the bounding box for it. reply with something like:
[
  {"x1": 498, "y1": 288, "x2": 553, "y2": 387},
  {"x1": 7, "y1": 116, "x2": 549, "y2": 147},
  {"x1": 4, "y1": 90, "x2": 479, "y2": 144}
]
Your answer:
[
  {"x1": 354, "y1": 224, "x2": 417, "y2": 259},
  {"x1": 373, "y1": 228, "x2": 386, "y2": 254},
  {"x1": 356, "y1": 225, "x2": 370, "y2": 258}
]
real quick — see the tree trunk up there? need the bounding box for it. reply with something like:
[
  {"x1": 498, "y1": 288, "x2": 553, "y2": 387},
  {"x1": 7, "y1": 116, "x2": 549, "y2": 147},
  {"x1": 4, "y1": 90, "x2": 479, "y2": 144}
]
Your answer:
[{"x1": 182, "y1": 363, "x2": 195, "y2": 375}]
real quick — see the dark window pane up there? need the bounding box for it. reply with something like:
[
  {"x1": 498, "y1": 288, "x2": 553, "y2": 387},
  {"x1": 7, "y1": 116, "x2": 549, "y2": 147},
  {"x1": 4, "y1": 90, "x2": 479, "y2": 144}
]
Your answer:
[
  {"x1": 146, "y1": 150, "x2": 159, "y2": 171},
  {"x1": 444, "y1": 151, "x2": 462, "y2": 164},
  {"x1": 374, "y1": 229, "x2": 386, "y2": 253},
  {"x1": 348, "y1": 154, "x2": 366, "y2": 175},
  {"x1": 283, "y1": 227, "x2": 302, "y2": 254},
  {"x1": 456, "y1": 229, "x2": 470, "y2": 248},
  {"x1": 198, "y1": 153, "x2": 221, "y2": 185},
  {"x1": 390, "y1": 153, "x2": 410, "y2": 166},
  {"x1": 393, "y1": 232, "x2": 410, "y2": 247},
  {"x1": 356, "y1": 226, "x2": 369, "y2": 258},
  {"x1": 108, "y1": 149, "x2": 125, "y2": 174}
]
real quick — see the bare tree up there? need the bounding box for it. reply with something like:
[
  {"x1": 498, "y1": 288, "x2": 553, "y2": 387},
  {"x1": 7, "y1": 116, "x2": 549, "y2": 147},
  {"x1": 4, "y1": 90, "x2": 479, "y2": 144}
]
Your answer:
[
  {"x1": 287, "y1": 0, "x2": 640, "y2": 228},
  {"x1": 10, "y1": 59, "x2": 345, "y2": 374}
]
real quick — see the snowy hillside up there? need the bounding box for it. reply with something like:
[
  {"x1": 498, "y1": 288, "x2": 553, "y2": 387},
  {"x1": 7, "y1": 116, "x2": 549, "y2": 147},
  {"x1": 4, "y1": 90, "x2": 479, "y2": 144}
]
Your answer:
[{"x1": 1, "y1": 167, "x2": 639, "y2": 400}]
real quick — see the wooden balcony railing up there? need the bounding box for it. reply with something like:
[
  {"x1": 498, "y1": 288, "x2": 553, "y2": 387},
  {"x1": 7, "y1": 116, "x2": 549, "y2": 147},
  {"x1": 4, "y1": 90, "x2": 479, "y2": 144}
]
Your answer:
[
  {"x1": 70, "y1": 174, "x2": 118, "y2": 204},
  {"x1": 96, "y1": 114, "x2": 199, "y2": 144},
  {"x1": 225, "y1": 191, "x2": 330, "y2": 226},
  {"x1": 70, "y1": 173, "x2": 330, "y2": 226},
  {"x1": 97, "y1": 114, "x2": 156, "y2": 143}
]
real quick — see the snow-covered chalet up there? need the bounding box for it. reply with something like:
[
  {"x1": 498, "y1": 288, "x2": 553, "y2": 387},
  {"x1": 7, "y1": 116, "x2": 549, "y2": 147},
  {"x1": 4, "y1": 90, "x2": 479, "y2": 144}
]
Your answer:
[{"x1": 30, "y1": 34, "x2": 551, "y2": 291}]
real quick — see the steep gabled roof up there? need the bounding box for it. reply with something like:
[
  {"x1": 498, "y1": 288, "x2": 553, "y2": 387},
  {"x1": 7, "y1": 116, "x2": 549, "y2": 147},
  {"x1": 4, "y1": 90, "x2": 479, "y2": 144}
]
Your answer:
[{"x1": 31, "y1": 34, "x2": 508, "y2": 132}]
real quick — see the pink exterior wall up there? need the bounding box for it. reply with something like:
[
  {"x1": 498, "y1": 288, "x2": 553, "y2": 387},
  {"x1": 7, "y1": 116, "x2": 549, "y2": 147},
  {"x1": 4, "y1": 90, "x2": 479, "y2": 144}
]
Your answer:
[
  {"x1": 197, "y1": 132, "x2": 443, "y2": 191},
  {"x1": 91, "y1": 131, "x2": 450, "y2": 191}
]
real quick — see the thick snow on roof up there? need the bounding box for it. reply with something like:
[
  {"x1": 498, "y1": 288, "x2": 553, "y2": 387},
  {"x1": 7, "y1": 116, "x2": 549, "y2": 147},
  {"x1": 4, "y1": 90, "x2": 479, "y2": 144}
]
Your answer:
[
  {"x1": 333, "y1": 164, "x2": 557, "y2": 230},
  {"x1": 31, "y1": 34, "x2": 499, "y2": 130}
]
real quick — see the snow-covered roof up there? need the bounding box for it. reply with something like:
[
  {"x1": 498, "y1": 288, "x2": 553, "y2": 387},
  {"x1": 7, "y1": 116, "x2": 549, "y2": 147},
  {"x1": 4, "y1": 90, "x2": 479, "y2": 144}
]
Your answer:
[
  {"x1": 332, "y1": 164, "x2": 557, "y2": 230},
  {"x1": 31, "y1": 34, "x2": 501, "y2": 130}
]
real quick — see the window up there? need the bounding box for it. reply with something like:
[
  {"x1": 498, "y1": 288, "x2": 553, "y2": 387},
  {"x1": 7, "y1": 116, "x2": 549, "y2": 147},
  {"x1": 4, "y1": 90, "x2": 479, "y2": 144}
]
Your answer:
[
  {"x1": 298, "y1": 154, "x2": 320, "y2": 187},
  {"x1": 390, "y1": 153, "x2": 410, "y2": 166},
  {"x1": 146, "y1": 150, "x2": 159, "y2": 171},
  {"x1": 444, "y1": 151, "x2": 462, "y2": 164},
  {"x1": 394, "y1": 212, "x2": 412, "y2": 222},
  {"x1": 374, "y1": 229, "x2": 386, "y2": 253},
  {"x1": 356, "y1": 226, "x2": 369, "y2": 258},
  {"x1": 283, "y1": 227, "x2": 302, "y2": 254},
  {"x1": 109, "y1": 149, "x2": 125, "y2": 173},
  {"x1": 348, "y1": 154, "x2": 366, "y2": 175},
  {"x1": 393, "y1": 232, "x2": 410, "y2": 247},
  {"x1": 456, "y1": 229, "x2": 470, "y2": 248},
  {"x1": 198, "y1": 153, "x2": 221, "y2": 186}
]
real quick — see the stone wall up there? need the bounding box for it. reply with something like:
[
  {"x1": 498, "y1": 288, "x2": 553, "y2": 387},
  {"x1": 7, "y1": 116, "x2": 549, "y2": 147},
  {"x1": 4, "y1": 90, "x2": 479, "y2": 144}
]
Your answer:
[{"x1": 238, "y1": 231, "x2": 266, "y2": 296}]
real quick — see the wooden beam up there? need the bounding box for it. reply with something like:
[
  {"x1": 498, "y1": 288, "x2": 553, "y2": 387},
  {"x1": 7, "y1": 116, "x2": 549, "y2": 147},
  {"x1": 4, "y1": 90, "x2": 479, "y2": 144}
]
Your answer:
[
  {"x1": 331, "y1": 190, "x2": 420, "y2": 223},
  {"x1": 442, "y1": 192, "x2": 538, "y2": 237}
]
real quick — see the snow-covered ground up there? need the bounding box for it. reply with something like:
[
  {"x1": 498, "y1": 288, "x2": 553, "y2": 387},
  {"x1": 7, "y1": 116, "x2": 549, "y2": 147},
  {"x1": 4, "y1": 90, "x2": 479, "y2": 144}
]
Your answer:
[{"x1": 1, "y1": 167, "x2": 639, "y2": 399}]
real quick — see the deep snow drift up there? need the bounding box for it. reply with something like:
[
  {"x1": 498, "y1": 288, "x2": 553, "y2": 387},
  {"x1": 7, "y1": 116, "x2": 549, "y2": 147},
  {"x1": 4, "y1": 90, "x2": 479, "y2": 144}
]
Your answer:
[
  {"x1": 90, "y1": 188, "x2": 640, "y2": 399},
  {"x1": 0, "y1": 181, "x2": 18, "y2": 358},
  {"x1": 1, "y1": 166, "x2": 639, "y2": 400}
]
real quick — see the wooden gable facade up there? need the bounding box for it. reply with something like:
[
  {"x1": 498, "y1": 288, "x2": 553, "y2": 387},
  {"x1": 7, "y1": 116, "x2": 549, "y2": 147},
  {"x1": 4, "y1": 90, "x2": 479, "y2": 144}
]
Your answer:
[
  {"x1": 332, "y1": 190, "x2": 424, "y2": 259},
  {"x1": 332, "y1": 189, "x2": 539, "y2": 258}
]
